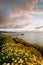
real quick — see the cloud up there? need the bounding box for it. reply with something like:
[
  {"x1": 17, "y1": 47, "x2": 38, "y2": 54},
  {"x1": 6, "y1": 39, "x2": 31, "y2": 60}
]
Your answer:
[
  {"x1": 35, "y1": 26, "x2": 43, "y2": 29},
  {"x1": 32, "y1": 0, "x2": 43, "y2": 14},
  {"x1": 31, "y1": 10, "x2": 43, "y2": 14},
  {"x1": 0, "y1": 14, "x2": 32, "y2": 28},
  {"x1": 0, "y1": 0, "x2": 37, "y2": 29},
  {"x1": 1, "y1": 0, "x2": 43, "y2": 29}
]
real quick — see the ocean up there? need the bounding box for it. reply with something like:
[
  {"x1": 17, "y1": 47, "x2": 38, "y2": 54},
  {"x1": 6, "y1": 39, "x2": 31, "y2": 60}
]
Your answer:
[{"x1": 1, "y1": 31, "x2": 43, "y2": 45}]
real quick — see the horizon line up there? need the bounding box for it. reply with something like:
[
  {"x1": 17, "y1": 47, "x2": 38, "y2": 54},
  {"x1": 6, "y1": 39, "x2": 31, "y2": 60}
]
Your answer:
[{"x1": 0, "y1": 29, "x2": 43, "y2": 32}]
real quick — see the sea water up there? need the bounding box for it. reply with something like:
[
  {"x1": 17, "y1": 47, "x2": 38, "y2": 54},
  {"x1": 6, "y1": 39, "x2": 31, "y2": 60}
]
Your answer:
[{"x1": 1, "y1": 31, "x2": 43, "y2": 45}]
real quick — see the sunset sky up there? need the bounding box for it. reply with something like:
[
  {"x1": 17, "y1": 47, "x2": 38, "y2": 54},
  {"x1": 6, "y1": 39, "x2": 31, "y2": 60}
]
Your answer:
[{"x1": 0, "y1": 0, "x2": 43, "y2": 30}]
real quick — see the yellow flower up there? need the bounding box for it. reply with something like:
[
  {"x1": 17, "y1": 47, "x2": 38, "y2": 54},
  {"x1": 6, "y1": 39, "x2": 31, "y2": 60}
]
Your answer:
[
  {"x1": 18, "y1": 59, "x2": 24, "y2": 63},
  {"x1": 11, "y1": 62, "x2": 14, "y2": 65},
  {"x1": 15, "y1": 50, "x2": 18, "y2": 52},
  {"x1": 40, "y1": 59, "x2": 43, "y2": 64},
  {"x1": 14, "y1": 52, "x2": 16, "y2": 54},
  {"x1": 25, "y1": 53, "x2": 28, "y2": 56},
  {"x1": 26, "y1": 62, "x2": 32, "y2": 65},
  {"x1": 20, "y1": 64, "x2": 22, "y2": 65},
  {"x1": 15, "y1": 63, "x2": 18, "y2": 65},
  {"x1": 33, "y1": 55, "x2": 37, "y2": 61}
]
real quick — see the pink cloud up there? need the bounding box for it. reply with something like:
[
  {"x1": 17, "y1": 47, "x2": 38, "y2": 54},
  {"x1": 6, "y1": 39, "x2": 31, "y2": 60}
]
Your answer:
[
  {"x1": 0, "y1": 0, "x2": 39, "y2": 29},
  {"x1": 32, "y1": 9, "x2": 43, "y2": 14}
]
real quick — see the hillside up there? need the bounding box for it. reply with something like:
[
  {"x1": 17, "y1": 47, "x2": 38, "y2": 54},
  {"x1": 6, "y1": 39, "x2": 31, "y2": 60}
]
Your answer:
[{"x1": 0, "y1": 34, "x2": 43, "y2": 65}]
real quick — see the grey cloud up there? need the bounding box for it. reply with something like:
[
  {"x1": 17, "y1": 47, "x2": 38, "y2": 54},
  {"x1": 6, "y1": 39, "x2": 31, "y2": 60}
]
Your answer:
[
  {"x1": 15, "y1": 23, "x2": 29, "y2": 28},
  {"x1": 35, "y1": 26, "x2": 43, "y2": 29},
  {"x1": 0, "y1": 0, "x2": 38, "y2": 29}
]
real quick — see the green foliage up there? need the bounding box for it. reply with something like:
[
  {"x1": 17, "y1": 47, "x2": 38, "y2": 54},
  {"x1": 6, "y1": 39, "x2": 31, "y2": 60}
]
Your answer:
[
  {"x1": 13, "y1": 37, "x2": 43, "y2": 56},
  {"x1": 0, "y1": 34, "x2": 14, "y2": 43},
  {"x1": 0, "y1": 34, "x2": 14, "y2": 52},
  {"x1": 0, "y1": 34, "x2": 43, "y2": 65},
  {"x1": 32, "y1": 44, "x2": 43, "y2": 56}
]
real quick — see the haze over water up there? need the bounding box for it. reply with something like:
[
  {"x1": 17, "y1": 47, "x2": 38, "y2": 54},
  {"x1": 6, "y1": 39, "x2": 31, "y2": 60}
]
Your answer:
[{"x1": 2, "y1": 31, "x2": 43, "y2": 45}]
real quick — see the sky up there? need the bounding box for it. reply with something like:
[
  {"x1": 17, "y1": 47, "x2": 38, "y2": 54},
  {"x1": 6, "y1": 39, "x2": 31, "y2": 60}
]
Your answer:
[{"x1": 0, "y1": 0, "x2": 43, "y2": 30}]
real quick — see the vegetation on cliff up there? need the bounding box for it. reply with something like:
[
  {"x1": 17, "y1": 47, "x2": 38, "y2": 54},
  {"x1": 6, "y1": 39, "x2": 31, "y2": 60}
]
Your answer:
[{"x1": 0, "y1": 34, "x2": 43, "y2": 65}]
